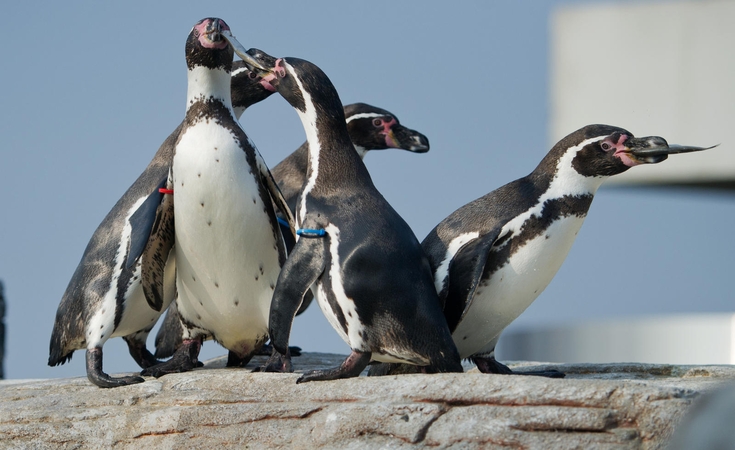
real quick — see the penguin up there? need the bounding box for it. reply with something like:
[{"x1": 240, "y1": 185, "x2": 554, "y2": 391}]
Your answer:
[
  {"x1": 150, "y1": 50, "x2": 279, "y2": 362},
  {"x1": 48, "y1": 20, "x2": 279, "y2": 388},
  {"x1": 248, "y1": 53, "x2": 462, "y2": 382},
  {"x1": 139, "y1": 18, "x2": 296, "y2": 378},
  {"x1": 373, "y1": 124, "x2": 714, "y2": 377},
  {"x1": 48, "y1": 102, "x2": 181, "y2": 388}
]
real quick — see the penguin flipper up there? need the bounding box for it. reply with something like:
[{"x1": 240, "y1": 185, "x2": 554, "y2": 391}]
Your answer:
[
  {"x1": 444, "y1": 227, "x2": 503, "y2": 332},
  {"x1": 125, "y1": 176, "x2": 168, "y2": 269},
  {"x1": 141, "y1": 181, "x2": 175, "y2": 311},
  {"x1": 268, "y1": 237, "x2": 326, "y2": 357}
]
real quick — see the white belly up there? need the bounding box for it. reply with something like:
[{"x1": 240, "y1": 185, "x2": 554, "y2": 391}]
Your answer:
[
  {"x1": 452, "y1": 215, "x2": 586, "y2": 358},
  {"x1": 172, "y1": 121, "x2": 280, "y2": 352},
  {"x1": 112, "y1": 250, "x2": 176, "y2": 339}
]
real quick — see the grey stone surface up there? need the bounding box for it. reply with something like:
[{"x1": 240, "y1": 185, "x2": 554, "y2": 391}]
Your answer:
[{"x1": 0, "y1": 353, "x2": 733, "y2": 449}]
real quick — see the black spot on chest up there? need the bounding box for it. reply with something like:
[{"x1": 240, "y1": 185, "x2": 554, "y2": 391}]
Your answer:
[{"x1": 483, "y1": 194, "x2": 593, "y2": 277}]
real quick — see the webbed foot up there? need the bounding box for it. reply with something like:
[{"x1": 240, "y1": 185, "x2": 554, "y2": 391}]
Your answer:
[
  {"x1": 297, "y1": 350, "x2": 371, "y2": 383},
  {"x1": 254, "y1": 347, "x2": 293, "y2": 373},
  {"x1": 86, "y1": 348, "x2": 144, "y2": 388},
  {"x1": 141, "y1": 338, "x2": 201, "y2": 378},
  {"x1": 473, "y1": 355, "x2": 565, "y2": 378}
]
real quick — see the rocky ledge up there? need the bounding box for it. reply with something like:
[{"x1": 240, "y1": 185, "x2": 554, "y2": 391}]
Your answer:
[{"x1": 1, "y1": 353, "x2": 734, "y2": 449}]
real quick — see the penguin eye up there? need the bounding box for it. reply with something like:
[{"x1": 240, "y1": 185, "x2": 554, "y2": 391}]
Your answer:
[
  {"x1": 372, "y1": 118, "x2": 383, "y2": 127},
  {"x1": 248, "y1": 71, "x2": 257, "y2": 79},
  {"x1": 601, "y1": 142, "x2": 611, "y2": 151}
]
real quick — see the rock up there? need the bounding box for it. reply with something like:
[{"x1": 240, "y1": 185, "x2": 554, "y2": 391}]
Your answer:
[
  {"x1": 1, "y1": 354, "x2": 734, "y2": 449},
  {"x1": 666, "y1": 383, "x2": 735, "y2": 450}
]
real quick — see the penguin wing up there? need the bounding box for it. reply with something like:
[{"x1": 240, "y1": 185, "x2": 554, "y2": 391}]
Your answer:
[
  {"x1": 125, "y1": 176, "x2": 168, "y2": 269},
  {"x1": 443, "y1": 227, "x2": 503, "y2": 332},
  {"x1": 256, "y1": 154, "x2": 297, "y2": 241},
  {"x1": 141, "y1": 178, "x2": 175, "y2": 311}
]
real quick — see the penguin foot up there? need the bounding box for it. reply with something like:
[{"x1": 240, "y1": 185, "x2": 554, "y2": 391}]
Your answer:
[
  {"x1": 255, "y1": 348, "x2": 293, "y2": 373},
  {"x1": 473, "y1": 356, "x2": 565, "y2": 378},
  {"x1": 255, "y1": 343, "x2": 302, "y2": 357},
  {"x1": 367, "y1": 362, "x2": 422, "y2": 376},
  {"x1": 297, "y1": 350, "x2": 371, "y2": 383},
  {"x1": 141, "y1": 339, "x2": 201, "y2": 378},
  {"x1": 123, "y1": 337, "x2": 163, "y2": 369},
  {"x1": 226, "y1": 351, "x2": 254, "y2": 368},
  {"x1": 86, "y1": 348, "x2": 144, "y2": 388}
]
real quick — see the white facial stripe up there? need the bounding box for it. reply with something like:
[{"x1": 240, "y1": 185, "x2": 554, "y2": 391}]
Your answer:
[
  {"x1": 86, "y1": 195, "x2": 147, "y2": 347},
  {"x1": 497, "y1": 136, "x2": 607, "y2": 247},
  {"x1": 286, "y1": 61, "x2": 320, "y2": 231},
  {"x1": 186, "y1": 66, "x2": 233, "y2": 113},
  {"x1": 345, "y1": 112, "x2": 383, "y2": 124},
  {"x1": 231, "y1": 67, "x2": 248, "y2": 77},
  {"x1": 434, "y1": 232, "x2": 480, "y2": 294}
]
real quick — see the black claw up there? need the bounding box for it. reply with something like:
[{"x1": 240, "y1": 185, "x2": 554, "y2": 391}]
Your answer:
[{"x1": 86, "y1": 348, "x2": 145, "y2": 388}]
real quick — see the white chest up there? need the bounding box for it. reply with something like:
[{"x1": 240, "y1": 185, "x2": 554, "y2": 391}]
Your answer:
[
  {"x1": 452, "y1": 215, "x2": 587, "y2": 358},
  {"x1": 171, "y1": 121, "x2": 280, "y2": 348}
]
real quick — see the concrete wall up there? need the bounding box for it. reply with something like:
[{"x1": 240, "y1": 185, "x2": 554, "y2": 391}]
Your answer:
[
  {"x1": 550, "y1": 0, "x2": 735, "y2": 186},
  {"x1": 499, "y1": 313, "x2": 735, "y2": 365}
]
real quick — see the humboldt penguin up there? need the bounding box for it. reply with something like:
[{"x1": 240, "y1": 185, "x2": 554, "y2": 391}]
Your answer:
[
  {"x1": 250, "y1": 53, "x2": 462, "y2": 382},
  {"x1": 374, "y1": 125, "x2": 714, "y2": 377}
]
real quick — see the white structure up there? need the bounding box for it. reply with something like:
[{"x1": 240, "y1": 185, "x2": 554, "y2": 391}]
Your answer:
[
  {"x1": 550, "y1": 0, "x2": 735, "y2": 186},
  {"x1": 498, "y1": 313, "x2": 735, "y2": 365}
]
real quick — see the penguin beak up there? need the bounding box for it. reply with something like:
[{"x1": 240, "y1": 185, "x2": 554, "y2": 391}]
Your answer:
[
  {"x1": 389, "y1": 125, "x2": 430, "y2": 153},
  {"x1": 624, "y1": 136, "x2": 718, "y2": 164},
  {"x1": 221, "y1": 31, "x2": 267, "y2": 71}
]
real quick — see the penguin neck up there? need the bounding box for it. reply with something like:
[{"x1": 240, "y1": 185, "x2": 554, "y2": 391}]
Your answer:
[
  {"x1": 532, "y1": 137, "x2": 608, "y2": 199},
  {"x1": 297, "y1": 106, "x2": 366, "y2": 179},
  {"x1": 293, "y1": 89, "x2": 371, "y2": 226},
  {"x1": 186, "y1": 66, "x2": 233, "y2": 112}
]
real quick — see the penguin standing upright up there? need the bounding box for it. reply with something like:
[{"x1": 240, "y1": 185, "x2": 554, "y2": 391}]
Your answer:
[
  {"x1": 47, "y1": 39, "x2": 275, "y2": 387},
  {"x1": 139, "y1": 18, "x2": 295, "y2": 378},
  {"x1": 413, "y1": 125, "x2": 713, "y2": 376},
  {"x1": 249, "y1": 53, "x2": 462, "y2": 382},
  {"x1": 48, "y1": 110, "x2": 181, "y2": 388}
]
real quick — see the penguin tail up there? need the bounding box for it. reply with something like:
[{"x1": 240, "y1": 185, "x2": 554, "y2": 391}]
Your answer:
[
  {"x1": 47, "y1": 346, "x2": 73, "y2": 367},
  {"x1": 48, "y1": 326, "x2": 75, "y2": 367}
]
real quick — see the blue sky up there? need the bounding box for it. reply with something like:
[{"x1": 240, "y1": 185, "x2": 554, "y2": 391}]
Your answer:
[{"x1": 1, "y1": 1, "x2": 732, "y2": 380}]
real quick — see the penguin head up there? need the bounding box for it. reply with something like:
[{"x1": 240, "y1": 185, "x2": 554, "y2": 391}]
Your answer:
[
  {"x1": 186, "y1": 18, "x2": 234, "y2": 71},
  {"x1": 344, "y1": 103, "x2": 430, "y2": 154},
  {"x1": 249, "y1": 54, "x2": 345, "y2": 124},
  {"x1": 559, "y1": 124, "x2": 714, "y2": 178},
  {"x1": 231, "y1": 49, "x2": 278, "y2": 112}
]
